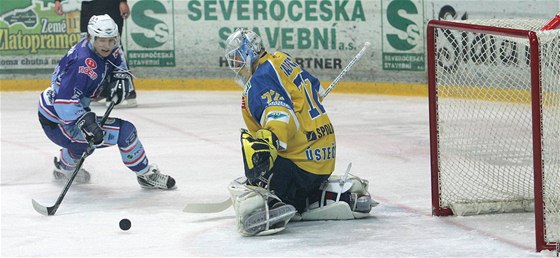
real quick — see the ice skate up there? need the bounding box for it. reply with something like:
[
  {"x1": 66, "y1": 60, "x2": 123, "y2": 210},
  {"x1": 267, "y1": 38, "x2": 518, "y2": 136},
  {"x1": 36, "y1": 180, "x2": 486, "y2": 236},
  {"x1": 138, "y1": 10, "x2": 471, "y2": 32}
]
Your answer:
[
  {"x1": 137, "y1": 164, "x2": 176, "y2": 190},
  {"x1": 52, "y1": 157, "x2": 91, "y2": 184}
]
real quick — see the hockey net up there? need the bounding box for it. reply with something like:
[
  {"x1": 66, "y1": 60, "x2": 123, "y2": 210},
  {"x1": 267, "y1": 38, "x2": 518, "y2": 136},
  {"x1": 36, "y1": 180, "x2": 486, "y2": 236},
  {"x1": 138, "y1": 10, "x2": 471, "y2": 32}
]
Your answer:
[{"x1": 427, "y1": 18, "x2": 560, "y2": 252}]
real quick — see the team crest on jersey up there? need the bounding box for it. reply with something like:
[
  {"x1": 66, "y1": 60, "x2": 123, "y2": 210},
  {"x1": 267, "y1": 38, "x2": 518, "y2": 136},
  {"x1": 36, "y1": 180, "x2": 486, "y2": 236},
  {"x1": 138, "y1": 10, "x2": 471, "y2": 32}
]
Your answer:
[
  {"x1": 78, "y1": 66, "x2": 98, "y2": 80},
  {"x1": 85, "y1": 58, "x2": 97, "y2": 69}
]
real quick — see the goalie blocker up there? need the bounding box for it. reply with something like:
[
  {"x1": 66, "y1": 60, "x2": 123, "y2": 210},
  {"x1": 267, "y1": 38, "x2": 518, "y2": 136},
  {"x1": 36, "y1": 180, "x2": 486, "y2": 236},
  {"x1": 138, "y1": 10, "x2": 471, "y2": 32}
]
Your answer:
[{"x1": 228, "y1": 172, "x2": 378, "y2": 236}]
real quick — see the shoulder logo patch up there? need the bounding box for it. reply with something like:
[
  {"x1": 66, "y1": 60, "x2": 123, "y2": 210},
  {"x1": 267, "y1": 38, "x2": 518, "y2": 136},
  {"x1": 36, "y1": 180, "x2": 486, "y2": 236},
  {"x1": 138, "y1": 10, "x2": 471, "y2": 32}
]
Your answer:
[{"x1": 265, "y1": 111, "x2": 290, "y2": 124}]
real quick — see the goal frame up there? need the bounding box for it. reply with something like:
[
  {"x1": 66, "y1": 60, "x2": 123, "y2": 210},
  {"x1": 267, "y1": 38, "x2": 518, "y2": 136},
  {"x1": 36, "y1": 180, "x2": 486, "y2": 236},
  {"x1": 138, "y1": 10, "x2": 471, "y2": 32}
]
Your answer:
[{"x1": 427, "y1": 19, "x2": 557, "y2": 252}]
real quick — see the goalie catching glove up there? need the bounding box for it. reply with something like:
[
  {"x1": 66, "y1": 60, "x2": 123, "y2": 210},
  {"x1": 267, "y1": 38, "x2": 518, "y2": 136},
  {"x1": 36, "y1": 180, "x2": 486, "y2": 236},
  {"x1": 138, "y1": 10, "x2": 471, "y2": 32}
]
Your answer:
[
  {"x1": 108, "y1": 70, "x2": 132, "y2": 105},
  {"x1": 240, "y1": 128, "x2": 279, "y2": 185}
]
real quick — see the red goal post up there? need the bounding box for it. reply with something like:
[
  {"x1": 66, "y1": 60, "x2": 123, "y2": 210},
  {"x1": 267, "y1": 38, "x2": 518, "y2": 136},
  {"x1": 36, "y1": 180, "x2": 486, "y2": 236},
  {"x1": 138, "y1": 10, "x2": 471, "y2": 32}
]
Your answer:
[{"x1": 427, "y1": 18, "x2": 560, "y2": 252}]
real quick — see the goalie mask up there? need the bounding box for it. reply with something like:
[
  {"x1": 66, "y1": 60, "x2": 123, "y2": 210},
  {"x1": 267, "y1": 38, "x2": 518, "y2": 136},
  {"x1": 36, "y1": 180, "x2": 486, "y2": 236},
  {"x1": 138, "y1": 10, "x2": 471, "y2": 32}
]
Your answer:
[
  {"x1": 87, "y1": 14, "x2": 119, "y2": 57},
  {"x1": 224, "y1": 29, "x2": 264, "y2": 88}
]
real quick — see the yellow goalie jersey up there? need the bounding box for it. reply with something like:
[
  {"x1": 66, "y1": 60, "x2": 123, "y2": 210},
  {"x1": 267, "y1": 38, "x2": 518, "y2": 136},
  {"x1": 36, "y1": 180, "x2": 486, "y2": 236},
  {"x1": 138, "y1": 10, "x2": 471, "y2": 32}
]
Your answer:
[{"x1": 241, "y1": 51, "x2": 335, "y2": 175}]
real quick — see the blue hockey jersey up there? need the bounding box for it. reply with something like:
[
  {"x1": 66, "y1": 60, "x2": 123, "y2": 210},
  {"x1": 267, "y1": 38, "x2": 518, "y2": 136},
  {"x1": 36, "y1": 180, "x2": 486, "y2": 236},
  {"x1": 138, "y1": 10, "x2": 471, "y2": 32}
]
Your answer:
[{"x1": 38, "y1": 38, "x2": 127, "y2": 124}]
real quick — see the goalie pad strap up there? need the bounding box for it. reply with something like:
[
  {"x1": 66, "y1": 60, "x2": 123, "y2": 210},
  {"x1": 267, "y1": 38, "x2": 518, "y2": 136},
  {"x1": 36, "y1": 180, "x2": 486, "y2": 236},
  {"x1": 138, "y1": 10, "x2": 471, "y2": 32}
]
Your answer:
[{"x1": 302, "y1": 173, "x2": 376, "y2": 219}]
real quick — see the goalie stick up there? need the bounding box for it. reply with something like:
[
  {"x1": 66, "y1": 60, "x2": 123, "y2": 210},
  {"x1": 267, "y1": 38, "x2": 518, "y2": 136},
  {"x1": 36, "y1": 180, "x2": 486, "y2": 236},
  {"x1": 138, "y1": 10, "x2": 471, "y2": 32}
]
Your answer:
[
  {"x1": 182, "y1": 163, "x2": 353, "y2": 214},
  {"x1": 32, "y1": 101, "x2": 116, "y2": 216},
  {"x1": 183, "y1": 198, "x2": 232, "y2": 213},
  {"x1": 320, "y1": 41, "x2": 371, "y2": 99}
]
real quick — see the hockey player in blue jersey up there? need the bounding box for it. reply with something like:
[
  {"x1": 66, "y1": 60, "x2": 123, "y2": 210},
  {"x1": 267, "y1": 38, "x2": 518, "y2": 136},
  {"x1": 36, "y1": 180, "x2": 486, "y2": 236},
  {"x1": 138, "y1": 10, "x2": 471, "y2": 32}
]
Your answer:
[{"x1": 37, "y1": 14, "x2": 175, "y2": 190}]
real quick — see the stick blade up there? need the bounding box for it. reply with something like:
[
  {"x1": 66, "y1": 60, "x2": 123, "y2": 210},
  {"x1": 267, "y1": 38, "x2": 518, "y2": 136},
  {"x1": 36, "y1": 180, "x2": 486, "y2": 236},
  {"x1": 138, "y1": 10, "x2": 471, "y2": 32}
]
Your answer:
[
  {"x1": 183, "y1": 198, "x2": 232, "y2": 213},
  {"x1": 32, "y1": 199, "x2": 54, "y2": 216}
]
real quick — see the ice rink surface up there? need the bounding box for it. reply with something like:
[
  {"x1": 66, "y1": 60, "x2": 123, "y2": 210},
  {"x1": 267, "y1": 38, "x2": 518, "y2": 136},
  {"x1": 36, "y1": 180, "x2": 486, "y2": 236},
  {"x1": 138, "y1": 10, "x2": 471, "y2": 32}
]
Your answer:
[{"x1": 1, "y1": 91, "x2": 556, "y2": 257}]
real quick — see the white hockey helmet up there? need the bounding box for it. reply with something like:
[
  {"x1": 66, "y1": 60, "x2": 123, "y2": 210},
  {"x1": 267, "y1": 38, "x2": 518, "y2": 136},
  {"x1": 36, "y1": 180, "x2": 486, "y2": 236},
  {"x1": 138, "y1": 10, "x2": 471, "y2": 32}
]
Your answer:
[
  {"x1": 224, "y1": 29, "x2": 264, "y2": 88},
  {"x1": 87, "y1": 14, "x2": 119, "y2": 48}
]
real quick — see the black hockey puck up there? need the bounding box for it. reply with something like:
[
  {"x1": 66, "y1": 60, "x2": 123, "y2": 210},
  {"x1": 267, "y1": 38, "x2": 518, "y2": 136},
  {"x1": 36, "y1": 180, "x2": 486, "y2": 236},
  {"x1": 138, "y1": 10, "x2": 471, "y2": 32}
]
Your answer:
[{"x1": 119, "y1": 218, "x2": 131, "y2": 231}]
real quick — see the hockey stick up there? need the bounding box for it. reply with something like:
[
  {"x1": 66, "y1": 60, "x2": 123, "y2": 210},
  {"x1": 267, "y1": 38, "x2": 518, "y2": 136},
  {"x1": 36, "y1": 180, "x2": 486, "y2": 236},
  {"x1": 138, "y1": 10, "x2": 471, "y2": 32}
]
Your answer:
[
  {"x1": 183, "y1": 198, "x2": 233, "y2": 213},
  {"x1": 320, "y1": 42, "x2": 371, "y2": 99},
  {"x1": 32, "y1": 101, "x2": 116, "y2": 216},
  {"x1": 183, "y1": 164, "x2": 353, "y2": 213}
]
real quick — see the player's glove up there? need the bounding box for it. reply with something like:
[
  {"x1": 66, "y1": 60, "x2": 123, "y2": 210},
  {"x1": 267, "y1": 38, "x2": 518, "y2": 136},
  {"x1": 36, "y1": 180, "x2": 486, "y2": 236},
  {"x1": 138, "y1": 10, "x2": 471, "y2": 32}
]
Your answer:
[
  {"x1": 76, "y1": 112, "x2": 104, "y2": 145},
  {"x1": 108, "y1": 71, "x2": 132, "y2": 105},
  {"x1": 240, "y1": 128, "x2": 279, "y2": 186}
]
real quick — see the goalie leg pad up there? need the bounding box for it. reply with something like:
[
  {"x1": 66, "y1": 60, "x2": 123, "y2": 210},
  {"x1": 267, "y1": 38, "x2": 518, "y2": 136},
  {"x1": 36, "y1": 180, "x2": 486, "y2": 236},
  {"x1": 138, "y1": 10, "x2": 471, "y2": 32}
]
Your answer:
[
  {"x1": 300, "y1": 197, "x2": 375, "y2": 220},
  {"x1": 228, "y1": 178, "x2": 296, "y2": 236},
  {"x1": 301, "y1": 201, "x2": 355, "y2": 220},
  {"x1": 324, "y1": 174, "x2": 370, "y2": 196},
  {"x1": 303, "y1": 174, "x2": 378, "y2": 219},
  {"x1": 243, "y1": 202, "x2": 296, "y2": 236}
]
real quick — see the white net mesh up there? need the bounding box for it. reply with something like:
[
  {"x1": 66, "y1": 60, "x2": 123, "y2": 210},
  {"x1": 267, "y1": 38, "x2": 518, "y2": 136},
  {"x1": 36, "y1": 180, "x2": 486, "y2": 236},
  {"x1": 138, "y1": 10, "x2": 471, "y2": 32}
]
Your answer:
[
  {"x1": 539, "y1": 30, "x2": 560, "y2": 246},
  {"x1": 432, "y1": 19, "x2": 560, "y2": 245}
]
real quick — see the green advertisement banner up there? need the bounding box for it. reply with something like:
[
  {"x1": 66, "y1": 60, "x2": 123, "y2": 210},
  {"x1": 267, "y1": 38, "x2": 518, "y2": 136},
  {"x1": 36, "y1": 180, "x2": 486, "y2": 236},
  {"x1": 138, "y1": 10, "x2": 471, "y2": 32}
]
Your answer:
[
  {"x1": 381, "y1": 0, "x2": 425, "y2": 71},
  {"x1": 0, "y1": 0, "x2": 81, "y2": 70},
  {"x1": 125, "y1": 0, "x2": 176, "y2": 67},
  {"x1": 1, "y1": 0, "x2": 558, "y2": 84}
]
